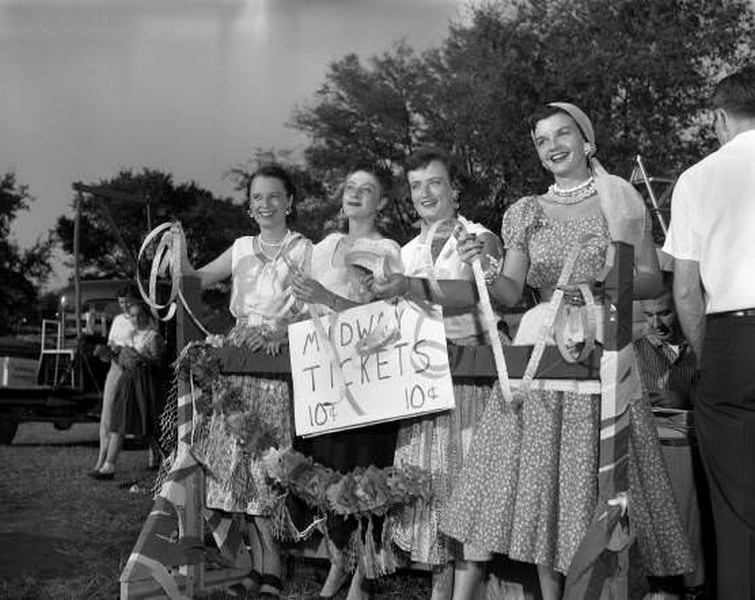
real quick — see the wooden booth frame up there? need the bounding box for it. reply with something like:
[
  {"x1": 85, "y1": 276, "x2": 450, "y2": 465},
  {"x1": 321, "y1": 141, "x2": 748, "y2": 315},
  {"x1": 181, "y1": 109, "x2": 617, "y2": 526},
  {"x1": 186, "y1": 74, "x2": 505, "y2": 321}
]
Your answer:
[{"x1": 119, "y1": 243, "x2": 635, "y2": 600}]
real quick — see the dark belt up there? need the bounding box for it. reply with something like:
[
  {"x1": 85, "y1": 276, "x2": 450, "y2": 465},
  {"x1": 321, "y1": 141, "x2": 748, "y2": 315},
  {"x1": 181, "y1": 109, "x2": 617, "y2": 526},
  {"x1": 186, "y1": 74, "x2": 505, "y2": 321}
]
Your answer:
[{"x1": 708, "y1": 308, "x2": 755, "y2": 320}]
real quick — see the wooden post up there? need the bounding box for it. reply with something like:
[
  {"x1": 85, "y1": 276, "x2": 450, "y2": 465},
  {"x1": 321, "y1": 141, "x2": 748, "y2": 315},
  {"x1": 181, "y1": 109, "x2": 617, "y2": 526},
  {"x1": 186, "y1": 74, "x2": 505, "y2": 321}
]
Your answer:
[
  {"x1": 176, "y1": 273, "x2": 204, "y2": 597},
  {"x1": 176, "y1": 274, "x2": 204, "y2": 352},
  {"x1": 599, "y1": 242, "x2": 634, "y2": 600},
  {"x1": 74, "y1": 189, "x2": 83, "y2": 387}
]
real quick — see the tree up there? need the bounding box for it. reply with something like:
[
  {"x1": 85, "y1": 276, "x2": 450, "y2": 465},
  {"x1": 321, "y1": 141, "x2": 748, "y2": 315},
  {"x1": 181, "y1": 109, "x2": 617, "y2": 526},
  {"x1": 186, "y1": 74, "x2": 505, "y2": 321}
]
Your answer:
[
  {"x1": 55, "y1": 168, "x2": 249, "y2": 279},
  {"x1": 291, "y1": 45, "x2": 453, "y2": 244},
  {"x1": 0, "y1": 173, "x2": 52, "y2": 334},
  {"x1": 291, "y1": 0, "x2": 754, "y2": 235}
]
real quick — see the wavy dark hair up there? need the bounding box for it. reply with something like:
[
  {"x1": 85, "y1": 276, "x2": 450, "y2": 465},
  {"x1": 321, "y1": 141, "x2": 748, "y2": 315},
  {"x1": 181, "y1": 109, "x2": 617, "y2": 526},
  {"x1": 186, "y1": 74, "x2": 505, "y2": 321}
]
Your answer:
[
  {"x1": 246, "y1": 163, "x2": 299, "y2": 224},
  {"x1": 404, "y1": 146, "x2": 460, "y2": 187}
]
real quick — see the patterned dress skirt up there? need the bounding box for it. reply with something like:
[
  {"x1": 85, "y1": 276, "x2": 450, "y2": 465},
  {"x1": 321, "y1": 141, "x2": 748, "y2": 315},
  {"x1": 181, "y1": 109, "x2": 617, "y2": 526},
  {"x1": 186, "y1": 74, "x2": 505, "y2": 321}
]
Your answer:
[
  {"x1": 389, "y1": 379, "x2": 493, "y2": 565},
  {"x1": 440, "y1": 382, "x2": 695, "y2": 576},
  {"x1": 192, "y1": 374, "x2": 292, "y2": 516}
]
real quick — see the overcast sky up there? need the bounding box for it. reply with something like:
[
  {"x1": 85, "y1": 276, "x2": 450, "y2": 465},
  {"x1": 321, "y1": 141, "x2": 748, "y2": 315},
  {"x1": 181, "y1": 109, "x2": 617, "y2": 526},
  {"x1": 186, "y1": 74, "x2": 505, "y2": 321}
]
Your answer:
[{"x1": 1, "y1": 0, "x2": 466, "y2": 287}]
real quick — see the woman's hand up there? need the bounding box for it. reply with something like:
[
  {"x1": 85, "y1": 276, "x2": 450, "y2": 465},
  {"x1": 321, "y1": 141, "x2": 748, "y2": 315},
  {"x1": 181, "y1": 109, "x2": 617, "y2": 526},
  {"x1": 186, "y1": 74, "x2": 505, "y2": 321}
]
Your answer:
[
  {"x1": 243, "y1": 328, "x2": 267, "y2": 353},
  {"x1": 455, "y1": 232, "x2": 484, "y2": 265},
  {"x1": 370, "y1": 273, "x2": 410, "y2": 299},
  {"x1": 264, "y1": 339, "x2": 284, "y2": 356},
  {"x1": 291, "y1": 272, "x2": 334, "y2": 306}
]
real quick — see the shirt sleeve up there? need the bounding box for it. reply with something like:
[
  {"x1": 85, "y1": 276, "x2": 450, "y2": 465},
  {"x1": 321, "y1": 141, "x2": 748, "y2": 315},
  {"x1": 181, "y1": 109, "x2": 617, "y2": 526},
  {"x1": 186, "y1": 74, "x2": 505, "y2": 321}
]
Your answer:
[
  {"x1": 108, "y1": 315, "x2": 130, "y2": 346},
  {"x1": 501, "y1": 196, "x2": 537, "y2": 252},
  {"x1": 662, "y1": 174, "x2": 700, "y2": 261}
]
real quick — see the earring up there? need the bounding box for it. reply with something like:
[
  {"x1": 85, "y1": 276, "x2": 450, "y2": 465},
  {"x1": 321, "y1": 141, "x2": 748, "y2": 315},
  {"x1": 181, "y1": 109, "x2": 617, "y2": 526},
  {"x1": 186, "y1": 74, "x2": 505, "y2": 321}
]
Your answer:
[
  {"x1": 285, "y1": 207, "x2": 291, "y2": 215},
  {"x1": 584, "y1": 143, "x2": 593, "y2": 156},
  {"x1": 452, "y1": 190, "x2": 460, "y2": 209}
]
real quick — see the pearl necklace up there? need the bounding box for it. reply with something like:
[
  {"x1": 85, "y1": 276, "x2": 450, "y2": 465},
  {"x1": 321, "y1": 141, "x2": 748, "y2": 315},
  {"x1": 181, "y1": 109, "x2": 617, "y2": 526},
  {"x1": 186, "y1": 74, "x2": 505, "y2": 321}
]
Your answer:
[
  {"x1": 258, "y1": 230, "x2": 290, "y2": 259},
  {"x1": 545, "y1": 177, "x2": 596, "y2": 205}
]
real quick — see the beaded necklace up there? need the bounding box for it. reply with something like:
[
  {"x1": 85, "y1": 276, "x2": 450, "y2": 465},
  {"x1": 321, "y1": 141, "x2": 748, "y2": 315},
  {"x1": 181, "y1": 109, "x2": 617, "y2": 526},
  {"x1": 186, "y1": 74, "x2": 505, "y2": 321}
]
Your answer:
[
  {"x1": 257, "y1": 230, "x2": 291, "y2": 260},
  {"x1": 545, "y1": 176, "x2": 596, "y2": 205}
]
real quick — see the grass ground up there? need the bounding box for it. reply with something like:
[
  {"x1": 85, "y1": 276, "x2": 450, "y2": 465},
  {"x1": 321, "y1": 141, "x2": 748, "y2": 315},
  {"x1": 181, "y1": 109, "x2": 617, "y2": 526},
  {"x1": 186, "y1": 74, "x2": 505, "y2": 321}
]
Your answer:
[{"x1": 0, "y1": 423, "x2": 431, "y2": 600}]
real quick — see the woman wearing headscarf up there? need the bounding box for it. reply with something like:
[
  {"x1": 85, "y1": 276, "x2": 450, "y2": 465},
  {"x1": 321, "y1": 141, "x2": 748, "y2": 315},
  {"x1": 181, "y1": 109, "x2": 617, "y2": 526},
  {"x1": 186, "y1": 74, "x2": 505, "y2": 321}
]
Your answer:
[{"x1": 440, "y1": 103, "x2": 693, "y2": 600}]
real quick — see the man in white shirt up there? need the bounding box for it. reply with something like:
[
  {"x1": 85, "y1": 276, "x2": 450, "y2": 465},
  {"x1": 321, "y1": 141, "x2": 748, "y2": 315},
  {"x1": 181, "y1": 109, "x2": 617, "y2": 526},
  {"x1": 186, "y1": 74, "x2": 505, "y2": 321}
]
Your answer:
[{"x1": 663, "y1": 64, "x2": 755, "y2": 600}]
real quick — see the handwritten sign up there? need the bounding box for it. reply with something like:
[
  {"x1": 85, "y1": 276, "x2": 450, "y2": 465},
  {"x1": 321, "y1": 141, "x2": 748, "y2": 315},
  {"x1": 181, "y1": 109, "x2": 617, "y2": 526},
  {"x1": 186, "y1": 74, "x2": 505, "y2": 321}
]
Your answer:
[{"x1": 288, "y1": 299, "x2": 454, "y2": 437}]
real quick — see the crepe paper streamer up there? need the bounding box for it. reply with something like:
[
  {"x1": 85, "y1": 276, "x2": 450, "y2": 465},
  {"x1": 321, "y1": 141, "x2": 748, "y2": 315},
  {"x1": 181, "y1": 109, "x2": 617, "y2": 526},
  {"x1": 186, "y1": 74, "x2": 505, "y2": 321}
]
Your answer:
[
  {"x1": 455, "y1": 215, "x2": 513, "y2": 405},
  {"x1": 519, "y1": 235, "x2": 600, "y2": 396},
  {"x1": 137, "y1": 221, "x2": 211, "y2": 337},
  {"x1": 344, "y1": 248, "x2": 388, "y2": 281},
  {"x1": 419, "y1": 219, "x2": 451, "y2": 301}
]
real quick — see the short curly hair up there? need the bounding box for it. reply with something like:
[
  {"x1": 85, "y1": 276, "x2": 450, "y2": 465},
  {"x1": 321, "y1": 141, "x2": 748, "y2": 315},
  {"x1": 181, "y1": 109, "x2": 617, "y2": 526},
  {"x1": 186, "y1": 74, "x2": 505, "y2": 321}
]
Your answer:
[{"x1": 713, "y1": 64, "x2": 755, "y2": 119}]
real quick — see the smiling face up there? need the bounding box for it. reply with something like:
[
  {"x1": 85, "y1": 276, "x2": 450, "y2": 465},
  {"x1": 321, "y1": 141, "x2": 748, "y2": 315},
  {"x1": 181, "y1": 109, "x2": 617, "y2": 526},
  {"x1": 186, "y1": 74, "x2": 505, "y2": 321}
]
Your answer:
[
  {"x1": 248, "y1": 175, "x2": 292, "y2": 231},
  {"x1": 408, "y1": 160, "x2": 457, "y2": 224},
  {"x1": 532, "y1": 112, "x2": 590, "y2": 181},
  {"x1": 341, "y1": 170, "x2": 384, "y2": 220}
]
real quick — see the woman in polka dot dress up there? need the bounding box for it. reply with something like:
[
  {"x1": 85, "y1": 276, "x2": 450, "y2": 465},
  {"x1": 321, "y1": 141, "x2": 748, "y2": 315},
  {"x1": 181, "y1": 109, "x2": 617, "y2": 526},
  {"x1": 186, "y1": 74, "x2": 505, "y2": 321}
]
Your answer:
[{"x1": 440, "y1": 103, "x2": 693, "y2": 600}]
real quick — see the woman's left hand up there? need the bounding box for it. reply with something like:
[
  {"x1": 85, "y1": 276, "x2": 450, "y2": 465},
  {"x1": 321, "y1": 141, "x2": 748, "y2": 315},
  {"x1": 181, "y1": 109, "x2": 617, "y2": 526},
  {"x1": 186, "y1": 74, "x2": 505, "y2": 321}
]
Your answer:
[
  {"x1": 291, "y1": 272, "x2": 333, "y2": 306},
  {"x1": 455, "y1": 232, "x2": 484, "y2": 265},
  {"x1": 264, "y1": 339, "x2": 283, "y2": 356}
]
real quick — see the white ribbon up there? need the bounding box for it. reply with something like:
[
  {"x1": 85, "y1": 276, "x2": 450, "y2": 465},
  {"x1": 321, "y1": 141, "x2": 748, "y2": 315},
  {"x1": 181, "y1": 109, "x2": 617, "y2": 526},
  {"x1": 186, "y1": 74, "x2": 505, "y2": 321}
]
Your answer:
[
  {"x1": 137, "y1": 221, "x2": 210, "y2": 337},
  {"x1": 456, "y1": 215, "x2": 514, "y2": 405}
]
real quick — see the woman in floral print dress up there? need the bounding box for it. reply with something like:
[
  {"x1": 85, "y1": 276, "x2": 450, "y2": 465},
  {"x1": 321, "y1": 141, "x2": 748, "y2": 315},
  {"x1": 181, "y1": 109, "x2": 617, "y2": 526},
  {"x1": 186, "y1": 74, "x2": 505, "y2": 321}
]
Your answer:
[{"x1": 441, "y1": 104, "x2": 693, "y2": 600}]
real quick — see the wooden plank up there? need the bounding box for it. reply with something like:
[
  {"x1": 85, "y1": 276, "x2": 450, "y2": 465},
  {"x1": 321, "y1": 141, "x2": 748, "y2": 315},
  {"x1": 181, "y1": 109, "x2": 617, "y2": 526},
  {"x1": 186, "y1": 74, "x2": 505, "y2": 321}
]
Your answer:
[
  {"x1": 214, "y1": 344, "x2": 602, "y2": 380},
  {"x1": 176, "y1": 274, "x2": 204, "y2": 350},
  {"x1": 72, "y1": 182, "x2": 145, "y2": 204}
]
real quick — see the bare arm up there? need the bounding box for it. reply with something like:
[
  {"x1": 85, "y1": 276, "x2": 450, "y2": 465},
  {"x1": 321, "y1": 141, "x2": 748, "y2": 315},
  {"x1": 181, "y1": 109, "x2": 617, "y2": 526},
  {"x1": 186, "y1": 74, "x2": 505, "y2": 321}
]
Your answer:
[
  {"x1": 193, "y1": 246, "x2": 233, "y2": 289},
  {"x1": 487, "y1": 248, "x2": 529, "y2": 307},
  {"x1": 290, "y1": 272, "x2": 363, "y2": 312},
  {"x1": 673, "y1": 258, "x2": 705, "y2": 363}
]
